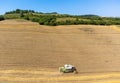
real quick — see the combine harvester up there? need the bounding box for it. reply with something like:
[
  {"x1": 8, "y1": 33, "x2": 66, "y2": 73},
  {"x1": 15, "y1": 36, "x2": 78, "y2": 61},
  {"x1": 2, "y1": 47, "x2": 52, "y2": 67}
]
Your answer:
[{"x1": 59, "y1": 64, "x2": 78, "y2": 74}]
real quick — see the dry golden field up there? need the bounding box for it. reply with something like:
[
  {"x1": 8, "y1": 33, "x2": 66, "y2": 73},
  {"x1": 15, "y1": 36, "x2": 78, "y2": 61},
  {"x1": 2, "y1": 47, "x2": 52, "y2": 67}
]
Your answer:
[{"x1": 0, "y1": 19, "x2": 120, "y2": 83}]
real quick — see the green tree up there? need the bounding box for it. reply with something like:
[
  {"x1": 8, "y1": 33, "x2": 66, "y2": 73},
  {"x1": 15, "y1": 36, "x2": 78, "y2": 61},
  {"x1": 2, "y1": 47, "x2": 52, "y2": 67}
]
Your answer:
[{"x1": 16, "y1": 9, "x2": 21, "y2": 13}]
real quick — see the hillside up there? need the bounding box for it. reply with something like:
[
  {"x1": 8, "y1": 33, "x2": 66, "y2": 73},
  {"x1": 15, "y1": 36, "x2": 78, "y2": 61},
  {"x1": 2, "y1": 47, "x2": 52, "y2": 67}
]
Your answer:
[
  {"x1": 0, "y1": 19, "x2": 120, "y2": 82},
  {"x1": 1, "y1": 9, "x2": 120, "y2": 26}
]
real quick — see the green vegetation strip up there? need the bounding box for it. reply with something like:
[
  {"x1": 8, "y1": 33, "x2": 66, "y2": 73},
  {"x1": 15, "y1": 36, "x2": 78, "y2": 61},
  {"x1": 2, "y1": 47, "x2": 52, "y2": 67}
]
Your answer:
[{"x1": 1, "y1": 9, "x2": 120, "y2": 26}]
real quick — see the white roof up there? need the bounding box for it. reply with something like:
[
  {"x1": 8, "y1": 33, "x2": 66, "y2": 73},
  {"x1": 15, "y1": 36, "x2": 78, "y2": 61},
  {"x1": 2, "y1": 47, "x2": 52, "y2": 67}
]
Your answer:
[{"x1": 64, "y1": 64, "x2": 74, "y2": 69}]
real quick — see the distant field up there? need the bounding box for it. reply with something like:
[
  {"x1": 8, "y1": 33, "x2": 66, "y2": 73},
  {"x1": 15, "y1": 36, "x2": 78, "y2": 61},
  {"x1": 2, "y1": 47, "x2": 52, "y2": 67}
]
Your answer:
[
  {"x1": 57, "y1": 17, "x2": 76, "y2": 21},
  {"x1": 4, "y1": 14, "x2": 20, "y2": 19},
  {"x1": 0, "y1": 19, "x2": 120, "y2": 82}
]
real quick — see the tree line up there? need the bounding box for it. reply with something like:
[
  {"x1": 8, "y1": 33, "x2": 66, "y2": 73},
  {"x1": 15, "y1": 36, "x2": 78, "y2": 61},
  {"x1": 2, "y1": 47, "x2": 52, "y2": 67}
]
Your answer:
[{"x1": 1, "y1": 9, "x2": 120, "y2": 26}]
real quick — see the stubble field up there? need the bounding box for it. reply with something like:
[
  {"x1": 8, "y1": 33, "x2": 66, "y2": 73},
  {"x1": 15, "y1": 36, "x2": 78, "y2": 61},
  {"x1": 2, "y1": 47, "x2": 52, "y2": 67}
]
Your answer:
[{"x1": 0, "y1": 19, "x2": 120, "y2": 83}]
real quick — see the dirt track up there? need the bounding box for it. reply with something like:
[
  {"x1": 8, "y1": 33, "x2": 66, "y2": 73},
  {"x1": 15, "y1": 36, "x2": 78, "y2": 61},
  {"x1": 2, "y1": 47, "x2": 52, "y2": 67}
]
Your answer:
[{"x1": 0, "y1": 19, "x2": 120, "y2": 82}]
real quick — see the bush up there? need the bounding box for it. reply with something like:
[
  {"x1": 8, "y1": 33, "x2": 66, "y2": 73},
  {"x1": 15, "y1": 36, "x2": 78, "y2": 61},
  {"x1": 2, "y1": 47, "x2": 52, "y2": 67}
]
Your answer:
[
  {"x1": 20, "y1": 11, "x2": 24, "y2": 17},
  {"x1": 39, "y1": 16, "x2": 56, "y2": 26},
  {"x1": 24, "y1": 15, "x2": 29, "y2": 20},
  {"x1": 0, "y1": 15, "x2": 5, "y2": 21},
  {"x1": 31, "y1": 17, "x2": 40, "y2": 22}
]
